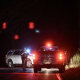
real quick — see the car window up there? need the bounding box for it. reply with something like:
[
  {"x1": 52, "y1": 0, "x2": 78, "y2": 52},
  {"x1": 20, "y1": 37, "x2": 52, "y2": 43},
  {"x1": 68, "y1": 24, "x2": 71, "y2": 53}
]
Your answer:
[
  {"x1": 39, "y1": 46, "x2": 59, "y2": 51},
  {"x1": 13, "y1": 50, "x2": 23, "y2": 55},
  {"x1": 7, "y1": 50, "x2": 14, "y2": 55}
]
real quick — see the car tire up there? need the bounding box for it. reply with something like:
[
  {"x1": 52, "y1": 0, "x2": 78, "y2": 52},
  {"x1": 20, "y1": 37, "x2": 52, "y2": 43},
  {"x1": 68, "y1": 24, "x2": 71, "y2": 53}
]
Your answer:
[
  {"x1": 34, "y1": 67, "x2": 38, "y2": 73},
  {"x1": 8, "y1": 60, "x2": 13, "y2": 69},
  {"x1": 59, "y1": 65, "x2": 65, "y2": 73},
  {"x1": 34, "y1": 67, "x2": 41, "y2": 73}
]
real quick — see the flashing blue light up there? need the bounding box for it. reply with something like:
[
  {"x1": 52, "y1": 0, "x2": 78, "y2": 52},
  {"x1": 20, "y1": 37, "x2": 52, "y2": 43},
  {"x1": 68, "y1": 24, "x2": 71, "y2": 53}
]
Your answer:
[
  {"x1": 26, "y1": 49, "x2": 31, "y2": 53},
  {"x1": 35, "y1": 29, "x2": 40, "y2": 33}
]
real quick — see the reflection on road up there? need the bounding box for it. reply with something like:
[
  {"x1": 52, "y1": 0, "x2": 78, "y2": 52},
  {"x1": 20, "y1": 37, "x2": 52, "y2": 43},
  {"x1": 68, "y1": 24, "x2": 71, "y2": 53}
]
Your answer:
[{"x1": 0, "y1": 68, "x2": 62, "y2": 80}]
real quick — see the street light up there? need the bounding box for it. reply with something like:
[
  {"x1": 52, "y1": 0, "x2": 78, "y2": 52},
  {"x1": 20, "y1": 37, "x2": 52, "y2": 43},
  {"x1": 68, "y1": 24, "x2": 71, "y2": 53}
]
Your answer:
[
  {"x1": 2, "y1": 22, "x2": 7, "y2": 30},
  {"x1": 28, "y1": 22, "x2": 35, "y2": 29},
  {"x1": 14, "y1": 34, "x2": 19, "y2": 40}
]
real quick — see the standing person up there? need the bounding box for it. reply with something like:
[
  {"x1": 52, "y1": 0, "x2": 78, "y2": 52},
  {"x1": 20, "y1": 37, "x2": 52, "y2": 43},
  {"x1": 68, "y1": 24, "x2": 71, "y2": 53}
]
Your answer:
[{"x1": 21, "y1": 48, "x2": 29, "y2": 71}]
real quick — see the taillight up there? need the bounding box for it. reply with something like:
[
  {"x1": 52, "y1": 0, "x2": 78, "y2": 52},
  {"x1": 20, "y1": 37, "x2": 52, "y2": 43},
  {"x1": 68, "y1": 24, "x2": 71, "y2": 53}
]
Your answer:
[
  {"x1": 59, "y1": 53, "x2": 63, "y2": 60},
  {"x1": 32, "y1": 52, "x2": 38, "y2": 63},
  {"x1": 58, "y1": 52, "x2": 64, "y2": 60}
]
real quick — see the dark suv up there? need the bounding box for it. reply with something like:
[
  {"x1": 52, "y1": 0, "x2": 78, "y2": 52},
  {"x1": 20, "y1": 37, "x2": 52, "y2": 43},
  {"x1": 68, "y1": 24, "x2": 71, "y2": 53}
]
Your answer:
[{"x1": 33, "y1": 46, "x2": 67, "y2": 73}]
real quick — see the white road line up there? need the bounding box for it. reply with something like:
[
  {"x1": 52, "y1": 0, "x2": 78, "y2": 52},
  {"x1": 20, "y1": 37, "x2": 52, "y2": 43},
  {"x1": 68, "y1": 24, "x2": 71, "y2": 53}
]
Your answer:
[{"x1": 56, "y1": 74, "x2": 62, "y2": 80}]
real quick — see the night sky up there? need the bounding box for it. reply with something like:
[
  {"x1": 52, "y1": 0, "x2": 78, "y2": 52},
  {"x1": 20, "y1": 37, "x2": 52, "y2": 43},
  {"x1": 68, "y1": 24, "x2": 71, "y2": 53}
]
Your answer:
[{"x1": 0, "y1": 0, "x2": 78, "y2": 65}]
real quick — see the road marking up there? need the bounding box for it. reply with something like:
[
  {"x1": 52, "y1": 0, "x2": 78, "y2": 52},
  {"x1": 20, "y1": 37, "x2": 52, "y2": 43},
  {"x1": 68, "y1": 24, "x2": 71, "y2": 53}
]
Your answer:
[
  {"x1": 56, "y1": 74, "x2": 62, "y2": 80},
  {"x1": 0, "y1": 73, "x2": 34, "y2": 74}
]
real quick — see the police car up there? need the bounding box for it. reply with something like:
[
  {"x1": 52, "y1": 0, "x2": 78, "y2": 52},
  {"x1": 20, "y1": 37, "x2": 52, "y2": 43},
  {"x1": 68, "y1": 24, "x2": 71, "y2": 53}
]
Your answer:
[
  {"x1": 33, "y1": 43, "x2": 67, "y2": 73},
  {"x1": 5, "y1": 49, "x2": 34, "y2": 68}
]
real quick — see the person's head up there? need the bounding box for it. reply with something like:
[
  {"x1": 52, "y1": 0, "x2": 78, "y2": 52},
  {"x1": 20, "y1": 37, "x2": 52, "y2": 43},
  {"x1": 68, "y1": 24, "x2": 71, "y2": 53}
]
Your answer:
[{"x1": 24, "y1": 48, "x2": 26, "y2": 52}]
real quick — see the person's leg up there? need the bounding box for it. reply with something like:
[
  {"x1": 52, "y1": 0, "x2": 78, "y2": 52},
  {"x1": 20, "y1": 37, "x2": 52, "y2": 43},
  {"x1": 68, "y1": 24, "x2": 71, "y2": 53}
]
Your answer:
[
  {"x1": 23, "y1": 58, "x2": 26, "y2": 71},
  {"x1": 22, "y1": 58, "x2": 25, "y2": 71}
]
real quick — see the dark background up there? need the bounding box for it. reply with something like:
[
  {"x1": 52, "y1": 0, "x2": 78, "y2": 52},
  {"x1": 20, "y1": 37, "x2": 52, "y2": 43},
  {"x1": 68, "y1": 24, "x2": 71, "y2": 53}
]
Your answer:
[{"x1": 0, "y1": 0, "x2": 79, "y2": 67}]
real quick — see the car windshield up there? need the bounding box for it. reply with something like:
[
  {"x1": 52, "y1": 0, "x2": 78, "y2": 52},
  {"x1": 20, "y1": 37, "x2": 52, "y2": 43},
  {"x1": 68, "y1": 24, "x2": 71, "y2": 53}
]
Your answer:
[
  {"x1": 7, "y1": 50, "x2": 14, "y2": 55},
  {"x1": 14, "y1": 50, "x2": 24, "y2": 55},
  {"x1": 39, "y1": 46, "x2": 59, "y2": 52}
]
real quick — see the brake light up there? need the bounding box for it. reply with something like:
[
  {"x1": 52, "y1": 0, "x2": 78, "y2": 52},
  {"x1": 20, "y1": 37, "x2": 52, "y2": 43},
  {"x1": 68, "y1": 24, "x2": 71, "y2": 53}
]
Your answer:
[
  {"x1": 47, "y1": 43, "x2": 51, "y2": 47},
  {"x1": 45, "y1": 42, "x2": 52, "y2": 47},
  {"x1": 59, "y1": 53, "x2": 63, "y2": 57},
  {"x1": 58, "y1": 53, "x2": 64, "y2": 60},
  {"x1": 59, "y1": 56, "x2": 63, "y2": 60}
]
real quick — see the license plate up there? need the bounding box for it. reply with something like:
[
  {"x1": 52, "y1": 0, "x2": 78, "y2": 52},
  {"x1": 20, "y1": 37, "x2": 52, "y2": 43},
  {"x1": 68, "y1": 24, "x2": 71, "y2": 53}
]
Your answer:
[
  {"x1": 43, "y1": 62, "x2": 51, "y2": 64},
  {"x1": 43, "y1": 60, "x2": 51, "y2": 64}
]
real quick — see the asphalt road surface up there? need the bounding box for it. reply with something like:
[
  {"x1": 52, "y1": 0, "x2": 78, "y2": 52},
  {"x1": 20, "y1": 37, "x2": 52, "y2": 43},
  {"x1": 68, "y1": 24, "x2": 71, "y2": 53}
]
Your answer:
[{"x1": 0, "y1": 68, "x2": 62, "y2": 80}]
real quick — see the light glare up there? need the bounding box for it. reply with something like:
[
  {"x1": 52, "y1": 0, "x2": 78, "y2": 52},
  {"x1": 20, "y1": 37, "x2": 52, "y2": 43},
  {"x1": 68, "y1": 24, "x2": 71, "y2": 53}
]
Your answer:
[{"x1": 26, "y1": 49, "x2": 31, "y2": 53}]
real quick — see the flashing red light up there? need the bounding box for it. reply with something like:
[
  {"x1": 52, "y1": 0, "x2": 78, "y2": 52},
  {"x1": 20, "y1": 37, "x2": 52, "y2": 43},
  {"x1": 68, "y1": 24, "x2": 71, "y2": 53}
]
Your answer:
[
  {"x1": 59, "y1": 53, "x2": 63, "y2": 57},
  {"x1": 2, "y1": 22, "x2": 7, "y2": 29},
  {"x1": 46, "y1": 42, "x2": 52, "y2": 47},
  {"x1": 59, "y1": 56, "x2": 63, "y2": 60},
  {"x1": 58, "y1": 53, "x2": 63, "y2": 60},
  {"x1": 14, "y1": 34, "x2": 19, "y2": 40},
  {"x1": 29, "y1": 22, "x2": 35, "y2": 29},
  {"x1": 47, "y1": 43, "x2": 51, "y2": 47}
]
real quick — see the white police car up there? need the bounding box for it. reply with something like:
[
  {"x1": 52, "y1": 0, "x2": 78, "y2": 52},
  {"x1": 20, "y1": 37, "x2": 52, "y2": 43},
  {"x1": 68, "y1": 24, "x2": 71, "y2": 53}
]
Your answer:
[{"x1": 5, "y1": 49, "x2": 34, "y2": 68}]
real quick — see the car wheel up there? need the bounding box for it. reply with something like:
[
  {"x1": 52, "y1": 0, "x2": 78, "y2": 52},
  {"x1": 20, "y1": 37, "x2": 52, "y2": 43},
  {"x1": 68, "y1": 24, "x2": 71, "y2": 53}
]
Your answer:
[
  {"x1": 34, "y1": 67, "x2": 41, "y2": 73},
  {"x1": 8, "y1": 60, "x2": 13, "y2": 69},
  {"x1": 27, "y1": 60, "x2": 32, "y2": 67},
  {"x1": 59, "y1": 66, "x2": 65, "y2": 73}
]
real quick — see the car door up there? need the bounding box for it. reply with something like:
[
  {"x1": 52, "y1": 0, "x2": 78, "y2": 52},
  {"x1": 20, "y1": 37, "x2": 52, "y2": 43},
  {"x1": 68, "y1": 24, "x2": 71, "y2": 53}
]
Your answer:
[{"x1": 12, "y1": 50, "x2": 22, "y2": 64}]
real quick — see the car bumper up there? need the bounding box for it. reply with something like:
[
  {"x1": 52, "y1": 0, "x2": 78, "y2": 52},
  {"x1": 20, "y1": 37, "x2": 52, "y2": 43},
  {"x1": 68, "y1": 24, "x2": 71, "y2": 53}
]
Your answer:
[{"x1": 33, "y1": 63, "x2": 65, "y2": 68}]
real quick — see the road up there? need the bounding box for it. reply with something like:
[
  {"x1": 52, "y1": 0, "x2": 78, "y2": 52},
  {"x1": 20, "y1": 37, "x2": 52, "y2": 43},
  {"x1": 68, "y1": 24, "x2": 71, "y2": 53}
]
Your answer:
[{"x1": 0, "y1": 68, "x2": 62, "y2": 80}]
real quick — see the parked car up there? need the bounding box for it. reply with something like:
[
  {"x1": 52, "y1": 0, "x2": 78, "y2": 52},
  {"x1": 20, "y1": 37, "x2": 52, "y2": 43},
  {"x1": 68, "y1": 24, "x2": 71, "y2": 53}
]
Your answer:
[{"x1": 5, "y1": 49, "x2": 33, "y2": 68}]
